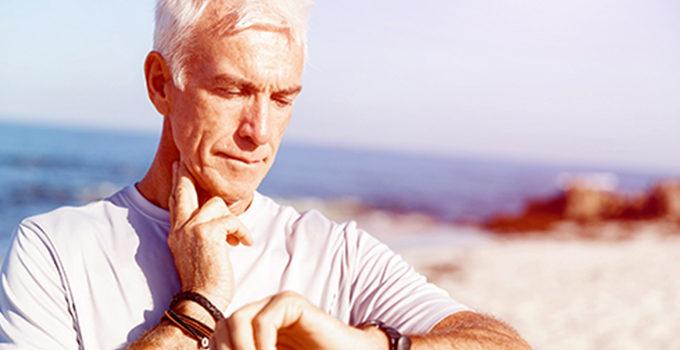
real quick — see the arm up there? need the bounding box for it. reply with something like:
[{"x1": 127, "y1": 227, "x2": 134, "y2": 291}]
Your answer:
[
  {"x1": 347, "y1": 227, "x2": 530, "y2": 349},
  {"x1": 212, "y1": 222, "x2": 530, "y2": 349},
  {"x1": 0, "y1": 222, "x2": 80, "y2": 350},
  {"x1": 212, "y1": 292, "x2": 531, "y2": 350},
  {"x1": 128, "y1": 162, "x2": 252, "y2": 349},
  {"x1": 410, "y1": 311, "x2": 531, "y2": 349},
  {"x1": 127, "y1": 319, "x2": 190, "y2": 350}
]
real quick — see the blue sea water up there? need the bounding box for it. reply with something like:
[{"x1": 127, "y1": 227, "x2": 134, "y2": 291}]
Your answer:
[{"x1": 0, "y1": 121, "x2": 675, "y2": 251}]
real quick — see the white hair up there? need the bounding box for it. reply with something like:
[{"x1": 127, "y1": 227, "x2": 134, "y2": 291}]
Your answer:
[{"x1": 153, "y1": 0, "x2": 313, "y2": 87}]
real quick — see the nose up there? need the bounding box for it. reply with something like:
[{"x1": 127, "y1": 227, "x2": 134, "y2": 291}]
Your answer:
[{"x1": 238, "y1": 94, "x2": 271, "y2": 146}]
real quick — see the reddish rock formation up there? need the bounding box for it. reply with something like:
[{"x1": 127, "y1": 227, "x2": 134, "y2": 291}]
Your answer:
[
  {"x1": 647, "y1": 181, "x2": 680, "y2": 221},
  {"x1": 484, "y1": 179, "x2": 680, "y2": 233}
]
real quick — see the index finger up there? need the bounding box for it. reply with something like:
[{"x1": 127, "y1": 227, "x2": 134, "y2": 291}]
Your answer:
[
  {"x1": 222, "y1": 298, "x2": 270, "y2": 350},
  {"x1": 171, "y1": 161, "x2": 199, "y2": 225}
]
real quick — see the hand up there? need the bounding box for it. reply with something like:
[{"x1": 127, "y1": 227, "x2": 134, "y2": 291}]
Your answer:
[
  {"x1": 212, "y1": 291, "x2": 389, "y2": 350},
  {"x1": 168, "y1": 161, "x2": 253, "y2": 310}
]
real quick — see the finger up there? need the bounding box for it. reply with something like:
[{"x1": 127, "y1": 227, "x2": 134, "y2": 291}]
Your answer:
[
  {"x1": 200, "y1": 215, "x2": 254, "y2": 246},
  {"x1": 193, "y1": 196, "x2": 230, "y2": 224},
  {"x1": 171, "y1": 160, "x2": 178, "y2": 191},
  {"x1": 168, "y1": 161, "x2": 178, "y2": 227},
  {"x1": 253, "y1": 293, "x2": 305, "y2": 350},
  {"x1": 173, "y1": 161, "x2": 199, "y2": 224},
  {"x1": 225, "y1": 299, "x2": 270, "y2": 350}
]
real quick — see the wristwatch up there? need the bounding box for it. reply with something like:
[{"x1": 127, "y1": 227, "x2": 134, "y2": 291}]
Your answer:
[{"x1": 359, "y1": 320, "x2": 412, "y2": 350}]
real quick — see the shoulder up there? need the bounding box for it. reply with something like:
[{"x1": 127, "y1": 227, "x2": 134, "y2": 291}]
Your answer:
[
  {"x1": 2, "y1": 193, "x2": 126, "y2": 286},
  {"x1": 21, "y1": 190, "x2": 127, "y2": 241},
  {"x1": 13, "y1": 188, "x2": 137, "y2": 261}
]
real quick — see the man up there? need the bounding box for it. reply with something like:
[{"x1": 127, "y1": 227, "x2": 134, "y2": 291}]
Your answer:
[{"x1": 0, "y1": 1, "x2": 530, "y2": 349}]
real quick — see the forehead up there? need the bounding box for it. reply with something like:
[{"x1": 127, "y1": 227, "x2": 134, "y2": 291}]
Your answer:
[{"x1": 189, "y1": 28, "x2": 304, "y2": 90}]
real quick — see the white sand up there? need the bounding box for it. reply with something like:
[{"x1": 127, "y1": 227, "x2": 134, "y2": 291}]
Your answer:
[{"x1": 398, "y1": 226, "x2": 680, "y2": 350}]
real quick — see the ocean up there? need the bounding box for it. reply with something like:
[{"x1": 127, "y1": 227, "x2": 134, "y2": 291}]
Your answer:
[{"x1": 0, "y1": 121, "x2": 674, "y2": 251}]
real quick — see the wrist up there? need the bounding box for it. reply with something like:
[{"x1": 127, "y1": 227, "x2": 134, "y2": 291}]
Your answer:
[
  {"x1": 358, "y1": 326, "x2": 390, "y2": 349},
  {"x1": 358, "y1": 320, "x2": 412, "y2": 350},
  {"x1": 189, "y1": 286, "x2": 231, "y2": 310},
  {"x1": 172, "y1": 300, "x2": 217, "y2": 329}
]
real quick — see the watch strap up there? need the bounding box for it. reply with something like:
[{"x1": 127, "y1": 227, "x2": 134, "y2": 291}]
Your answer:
[{"x1": 359, "y1": 320, "x2": 412, "y2": 350}]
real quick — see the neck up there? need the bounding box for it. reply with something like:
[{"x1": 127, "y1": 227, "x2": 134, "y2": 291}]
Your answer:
[
  {"x1": 135, "y1": 118, "x2": 179, "y2": 211},
  {"x1": 135, "y1": 118, "x2": 253, "y2": 215}
]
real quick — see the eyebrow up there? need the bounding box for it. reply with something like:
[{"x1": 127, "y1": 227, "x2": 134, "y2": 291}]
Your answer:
[
  {"x1": 212, "y1": 74, "x2": 302, "y2": 95},
  {"x1": 275, "y1": 85, "x2": 303, "y2": 96}
]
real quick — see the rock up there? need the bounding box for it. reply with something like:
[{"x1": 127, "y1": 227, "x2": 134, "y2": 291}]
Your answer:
[
  {"x1": 563, "y1": 186, "x2": 619, "y2": 222},
  {"x1": 483, "y1": 178, "x2": 680, "y2": 233},
  {"x1": 647, "y1": 181, "x2": 680, "y2": 221}
]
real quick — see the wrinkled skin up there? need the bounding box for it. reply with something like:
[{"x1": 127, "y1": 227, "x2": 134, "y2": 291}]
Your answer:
[{"x1": 167, "y1": 28, "x2": 304, "y2": 211}]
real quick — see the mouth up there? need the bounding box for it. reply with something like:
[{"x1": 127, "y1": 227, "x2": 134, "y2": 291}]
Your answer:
[{"x1": 217, "y1": 152, "x2": 267, "y2": 165}]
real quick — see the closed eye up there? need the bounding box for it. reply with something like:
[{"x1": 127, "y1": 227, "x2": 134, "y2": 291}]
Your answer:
[
  {"x1": 215, "y1": 86, "x2": 246, "y2": 97},
  {"x1": 271, "y1": 95, "x2": 293, "y2": 108},
  {"x1": 271, "y1": 89, "x2": 301, "y2": 108}
]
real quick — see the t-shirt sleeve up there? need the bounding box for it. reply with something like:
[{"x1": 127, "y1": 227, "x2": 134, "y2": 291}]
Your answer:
[
  {"x1": 346, "y1": 222, "x2": 469, "y2": 335},
  {"x1": 0, "y1": 221, "x2": 80, "y2": 350}
]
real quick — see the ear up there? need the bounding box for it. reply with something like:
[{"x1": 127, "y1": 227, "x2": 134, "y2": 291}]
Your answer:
[{"x1": 144, "y1": 51, "x2": 174, "y2": 116}]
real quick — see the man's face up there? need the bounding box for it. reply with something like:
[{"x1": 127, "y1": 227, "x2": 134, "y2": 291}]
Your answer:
[{"x1": 167, "y1": 28, "x2": 304, "y2": 203}]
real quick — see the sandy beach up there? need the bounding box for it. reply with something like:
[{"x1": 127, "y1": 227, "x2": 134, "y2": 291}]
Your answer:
[
  {"x1": 402, "y1": 228, "x2": 680, "y2": 350},
  {"x1": 298, "y1": 200, "x2": 680, "y2": 350}
]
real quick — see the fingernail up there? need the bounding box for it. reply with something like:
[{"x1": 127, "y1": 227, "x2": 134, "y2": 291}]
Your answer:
[{"x1": 226, "y1": 235, "x2": 239, "y2": 246}]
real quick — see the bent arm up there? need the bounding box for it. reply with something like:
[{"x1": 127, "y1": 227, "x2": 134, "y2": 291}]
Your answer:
[{"x1": 410, "y1": 311, "x2": 531, "y2": 349}]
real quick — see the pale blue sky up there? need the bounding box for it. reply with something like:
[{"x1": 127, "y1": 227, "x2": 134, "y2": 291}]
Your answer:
[{"x1": 1, "y1": 0, "x2": 679, "y2": 172}]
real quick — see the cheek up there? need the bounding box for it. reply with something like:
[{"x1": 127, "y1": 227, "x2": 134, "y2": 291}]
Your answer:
[
  {"x1": 169, "y1": 96, "x2": 215, "y2": 164},
  {"x1": 171, "y1": 104, "x2": 199, "y2": 148},
  {"x1": 196, "y1": 90, "x2": 247, "y2": 131},
  {"x1": 173, "y1": 91, "x2": 236, "y2": 146},
  {"x1": 272, "y1": 109, "x2": 293, "y2": 138}
]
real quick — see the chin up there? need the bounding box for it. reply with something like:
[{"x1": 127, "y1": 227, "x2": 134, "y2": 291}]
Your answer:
[
  {"x1": 198, "y1": 164, "x2": 267, "y2": 204},
  {"x1": 210, "y1": 177, "x2": 260, "y2": 202}
]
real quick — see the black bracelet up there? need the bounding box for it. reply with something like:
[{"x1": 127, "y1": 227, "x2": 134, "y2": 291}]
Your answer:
[
  {"x1": 164, "y1": 310, "x2": 211, "y2": 349},
  {"x1": 170, "y1": 291, "x2": 225, "y2": 322},
  {"x1": 173, "y1": 312, "x2": 214, "y2": 337}
]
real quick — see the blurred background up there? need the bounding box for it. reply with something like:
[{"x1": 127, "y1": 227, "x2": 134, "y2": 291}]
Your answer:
[{"x1": 1, "y1": 1, "x2": 679, "y2": 349}]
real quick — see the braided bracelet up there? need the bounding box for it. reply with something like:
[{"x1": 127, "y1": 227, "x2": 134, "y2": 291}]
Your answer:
[
  {"x1": 164, "y1": 310, "x2": 212, "y2": 349},
  {"x1": 173, "y1": 312, "x2": 214, "y2": 337},
  {"x1": 170, "y1": 291, "x2": 225, "y2": 322}
]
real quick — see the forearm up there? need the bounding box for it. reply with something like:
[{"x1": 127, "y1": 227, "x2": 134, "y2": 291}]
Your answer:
[
  {"x1": 127, "y1": 319, "x2": 196, "y2": 350},
  {"x1": 410, "y1": 311, "x2": 531, "y2": 350},
  {"x1": 127, "y1": 301, "x2": 217, "y2": 350},
  {"x1": 410, "y1": 332, "x2": 530, "y2": 350}
]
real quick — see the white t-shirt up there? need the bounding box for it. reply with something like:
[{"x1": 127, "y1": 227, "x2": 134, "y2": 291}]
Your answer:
[{"x1": 0, "y1": 185, "x2": 467, "y2": 349}]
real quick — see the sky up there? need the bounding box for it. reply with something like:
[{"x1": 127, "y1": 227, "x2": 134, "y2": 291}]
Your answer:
[{"x1": 1, "y1": 0, "x2": 679, "y2": 173}]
